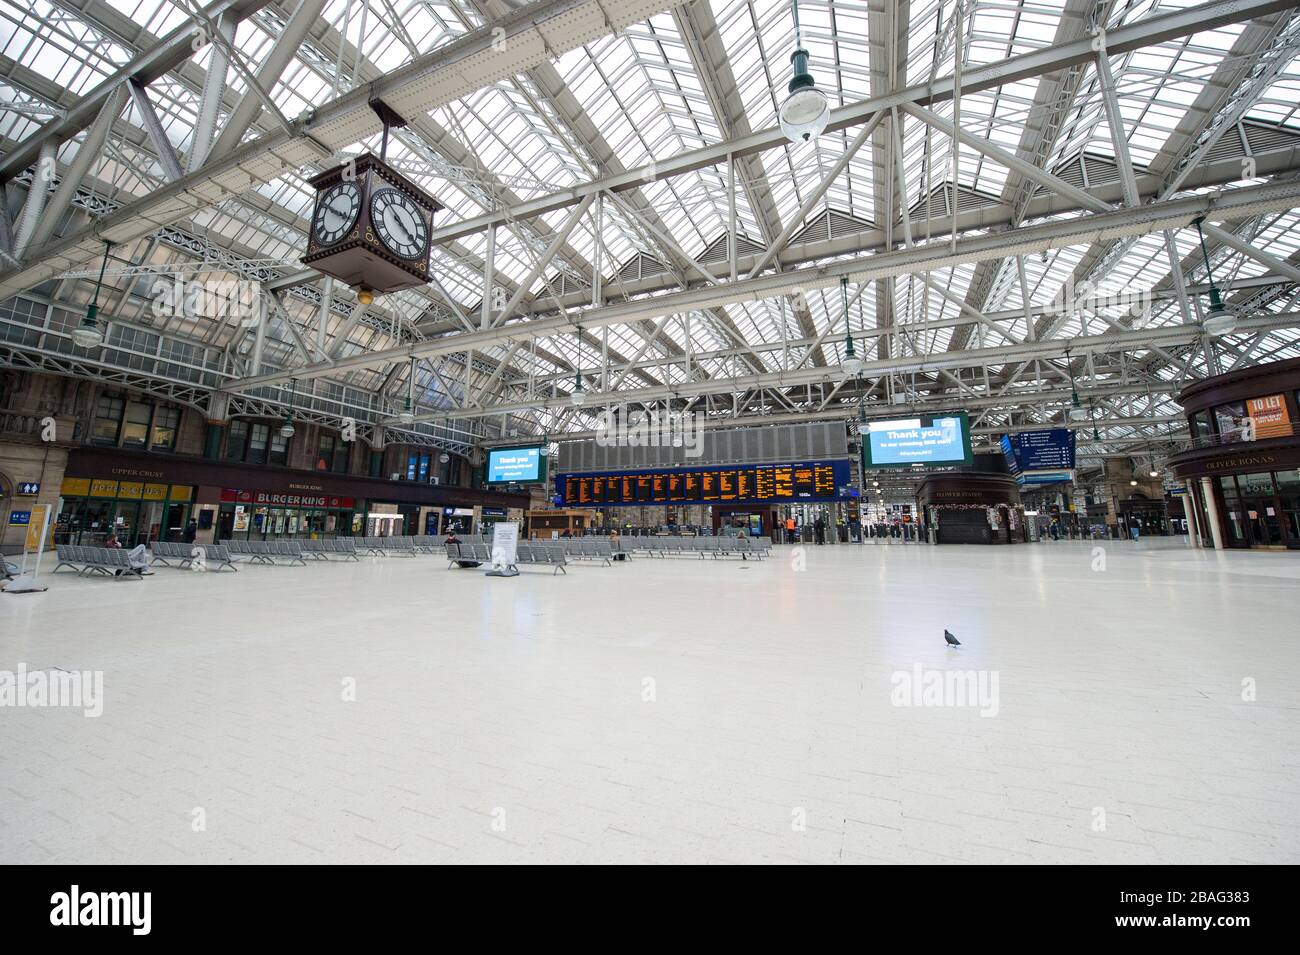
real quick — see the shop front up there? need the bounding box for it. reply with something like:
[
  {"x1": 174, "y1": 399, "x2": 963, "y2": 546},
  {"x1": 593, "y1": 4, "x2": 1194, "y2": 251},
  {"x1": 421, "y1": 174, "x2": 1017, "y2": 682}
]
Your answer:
[
  {"x1": 917, "y1": 473, "x2": 1026, "y2": 544},
  {"x1": 58, "y1": 447, "x2": 530, "y2": 548},
  {"x1": 216, "y1": 488, "x2": 360, "y2": 541},
  {"x1": 1169, "y1": 357, "x2": 1300, "y2": 549},
  {"x1": 56, "y1": 477, "x2": 194, "y2": 547}
]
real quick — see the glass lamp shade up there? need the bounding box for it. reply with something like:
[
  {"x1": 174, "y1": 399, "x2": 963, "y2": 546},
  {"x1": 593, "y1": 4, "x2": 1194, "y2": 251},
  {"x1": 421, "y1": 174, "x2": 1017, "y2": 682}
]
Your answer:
[
  {"x1": 72, "y1": 305, "x2": 103, "y2": 348},
  {"x1": 780, "y1": 86, "x2": 830, "y2": 144},
  {"x1": 1202, "y1": 304, "x2": 1237, "y2": 336}
]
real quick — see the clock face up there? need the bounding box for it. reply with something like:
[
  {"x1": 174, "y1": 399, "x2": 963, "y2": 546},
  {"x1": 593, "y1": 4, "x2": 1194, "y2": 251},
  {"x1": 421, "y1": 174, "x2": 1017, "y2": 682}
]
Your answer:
[
  {"x1": 312, "y1": 182, "x2": 361, "y2": 246},
  {"x1": 370, "y1": 188, "x2": 429, "y2": 260}
]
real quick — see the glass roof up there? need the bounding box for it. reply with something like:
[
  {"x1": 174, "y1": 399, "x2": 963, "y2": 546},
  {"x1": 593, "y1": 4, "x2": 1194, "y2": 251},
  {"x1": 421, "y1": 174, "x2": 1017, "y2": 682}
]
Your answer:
[{"x1": 3, "y1": 0, "x2": 1300, "y2": 450}]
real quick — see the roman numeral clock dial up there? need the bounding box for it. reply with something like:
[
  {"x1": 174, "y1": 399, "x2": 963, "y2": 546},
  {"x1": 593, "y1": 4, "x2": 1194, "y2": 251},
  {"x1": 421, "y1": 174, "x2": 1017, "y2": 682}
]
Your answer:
[
  {"x1": 370, "y1": 188, "x2": 429, "y2": 260},
  {"x1": 312, "y1": 182, "x2": 361, "y2": 246},
  {"x1": 300, "y1": 152, "x2": 440, "y2": 298}
]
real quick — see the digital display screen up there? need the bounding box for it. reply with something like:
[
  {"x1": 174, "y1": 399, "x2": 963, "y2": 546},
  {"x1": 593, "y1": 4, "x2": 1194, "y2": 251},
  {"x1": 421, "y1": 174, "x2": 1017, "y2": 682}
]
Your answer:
[
  {"x1": 859, "y1": 413, "x2": 973, "y2": 469},
  {"x1": 1003, "y1": 429, "x2": 1076, "y2": 471},
  {"x1": 1000, "y1": 435, "x2": 1020, "y2": 475},
  {"x1": 554, "y1": 460, "x2": 852, "y2": 507},
  {"x1": 486, "y1": 446, "x2": 545, "y2": 483}
]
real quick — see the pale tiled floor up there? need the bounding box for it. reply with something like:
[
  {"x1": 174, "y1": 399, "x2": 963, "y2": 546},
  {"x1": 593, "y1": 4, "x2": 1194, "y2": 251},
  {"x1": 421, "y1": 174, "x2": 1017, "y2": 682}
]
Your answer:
[{"x1": 2, "y1": 538, "x2": 1297, "y2": 864}]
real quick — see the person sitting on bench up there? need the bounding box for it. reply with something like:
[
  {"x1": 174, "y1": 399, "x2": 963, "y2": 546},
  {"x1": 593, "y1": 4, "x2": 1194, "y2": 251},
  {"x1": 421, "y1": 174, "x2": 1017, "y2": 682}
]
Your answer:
[{"x1": 446, "y1": 531, "x2": 480, "y2": 568}]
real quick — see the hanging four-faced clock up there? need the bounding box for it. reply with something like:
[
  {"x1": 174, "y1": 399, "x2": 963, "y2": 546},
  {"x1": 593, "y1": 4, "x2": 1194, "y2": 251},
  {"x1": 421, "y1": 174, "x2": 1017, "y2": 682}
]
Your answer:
[{"x1": 301, "y1": 152, "x2": 441, "y2": 301}]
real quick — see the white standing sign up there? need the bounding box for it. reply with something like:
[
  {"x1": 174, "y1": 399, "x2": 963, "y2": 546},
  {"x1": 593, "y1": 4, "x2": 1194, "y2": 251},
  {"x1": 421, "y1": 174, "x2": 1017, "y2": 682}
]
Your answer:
[{"x1": 490, "y1": 523, "x2": 518, "y2": 569}]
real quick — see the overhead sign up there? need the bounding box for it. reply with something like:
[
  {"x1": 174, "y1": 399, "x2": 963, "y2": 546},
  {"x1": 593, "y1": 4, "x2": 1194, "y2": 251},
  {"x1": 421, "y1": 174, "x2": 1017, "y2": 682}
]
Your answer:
[
  {"x1": 999, "y1": 435, "x2": 1020, "y2": 476},
  {"x1": 486, "y1": 447, "x2": 546, "y2": 484},
  {"x1": 1003, "y1": 429, "x2": 1076, "y2": 472},
  {"x1": 16, "y1": 482, "x2": 40, "y2": 495},
  {"x1": 1016, "y1": 471, "x2": 1074, "y2": 486},
  {"x1": 555, "y1": 460, "x2": 851, "y2": 507},
  {"x1": 860, "y1": 413, "x2": 973, "y2": 469}
]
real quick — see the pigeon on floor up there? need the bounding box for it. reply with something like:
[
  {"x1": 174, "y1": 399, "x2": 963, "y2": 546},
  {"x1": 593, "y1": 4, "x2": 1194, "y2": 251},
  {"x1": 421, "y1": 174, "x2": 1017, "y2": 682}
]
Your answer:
[{"x1": 944, "y1": 629, "x2": 961, "y2": 648}]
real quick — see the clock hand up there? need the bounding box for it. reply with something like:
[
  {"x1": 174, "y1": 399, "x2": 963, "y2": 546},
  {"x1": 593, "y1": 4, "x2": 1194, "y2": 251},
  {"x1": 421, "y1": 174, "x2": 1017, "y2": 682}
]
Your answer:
[{"x1": 390, "y1": 214, "x2": 413, "y2": 245}]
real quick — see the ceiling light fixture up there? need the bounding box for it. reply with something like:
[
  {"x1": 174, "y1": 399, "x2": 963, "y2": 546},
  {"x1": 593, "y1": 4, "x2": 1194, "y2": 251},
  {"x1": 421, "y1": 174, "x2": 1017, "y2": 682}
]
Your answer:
[
  {"x1": 73, "y1": 240, "x2": 113, "y2": 349},
  {"x1": 779, "y1": 0, "x2": 829, "y2": 144},
  {"x1": 399, "y1": 358, "x2": 416, "y2": 421},
  {"x1": 840, "y1": 277, "x2": 863, "y2": 376},
  {"x1": 1191, "y1": 216, "x2": 1236, "y2": 336},
  {"x1": 570, "y1": 323, "x2": 587, "y2": 407},
  {"x1": 1064, "y1": 347, "x2": 1086, "y2": 420},
  {"x1": 280, "y1": 379, "x2": 297, "y2": 439}
]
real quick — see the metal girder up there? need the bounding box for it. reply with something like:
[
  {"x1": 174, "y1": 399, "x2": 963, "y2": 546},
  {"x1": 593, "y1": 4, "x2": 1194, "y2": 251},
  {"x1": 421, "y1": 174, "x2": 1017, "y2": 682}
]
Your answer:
[
  {"x1": 25, "y1": 84, "x2": 129, "y2": 252},
  {"x1": 516, "y1": 412, "x2": 1184, "y2": 448},
  {"x1": 126, "y1": 80, "x2": 185, "y2": 183},
  {"x1": 421, "y1": 0, "x2": 1299, "y2": 246},
  {"x1": 384, "y1": 310, "x2": 1300, "y2": 424},
  {"x1": 204, "y1": 0, "x2": 329, "y2": 162},
  {"x1": 0, "y1": 0, "x2": 271, "y2": 183},
  {"x1": 221, "y1": 177, "x2": 1300, "y2": 392},
  {"x1": 0, "y1": 0, "x2": 673, "y2": 300}
]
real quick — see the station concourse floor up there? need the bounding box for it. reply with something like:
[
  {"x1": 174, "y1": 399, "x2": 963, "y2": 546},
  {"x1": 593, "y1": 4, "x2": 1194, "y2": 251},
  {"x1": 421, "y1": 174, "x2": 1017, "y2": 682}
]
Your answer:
[{"x1": 2, "y1": 537, "x2": 1297, "y2": 865}]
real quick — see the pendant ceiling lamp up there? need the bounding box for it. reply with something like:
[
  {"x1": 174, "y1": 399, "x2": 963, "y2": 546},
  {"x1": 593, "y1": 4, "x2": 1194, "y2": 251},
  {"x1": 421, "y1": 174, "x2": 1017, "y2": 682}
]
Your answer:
[
  {"x1": 399, "y1": 358, "x2": 416, "y2": 421},
  {"x1": 1064, "y1": 347, "x2": 1086, "y2": 420},
  {"x1": 779, "y1": 0, "x2": 830, "y2": 144},
  {"x1": 280, "y1": 379, "x2": 297, "y2": 439},
  {"x1": 840, "y1": 277, "x2": 863, "y2": 376},
  {"x1": 570, "y1": 324, "x2": 587, "y2": 406},
  {"x1": 73, "y1": 241, "x2": 113, "y2": 349},
  {"x1": 1191, "y1": 216, "x2": 1236, "y2": 336}
]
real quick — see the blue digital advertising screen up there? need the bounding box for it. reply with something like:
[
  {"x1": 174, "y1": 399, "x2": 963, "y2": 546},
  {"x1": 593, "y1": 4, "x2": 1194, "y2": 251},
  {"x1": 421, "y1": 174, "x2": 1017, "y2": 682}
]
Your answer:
[
  {"x1": 1000, "y1": 435, "x2": 1021, "y2": 475},
  {"x1": 1003, "y1": 429, "x2": 1076, "y2": 472},
  {"x1": 554, "y1": 460, "x2": 852, "y2": 507},
  {"x1": 486, "y1": 446, "x2": 546, "y2": 484},
  {"x1": 860, "y1": 413, "x2": 973, "y2": 469}
]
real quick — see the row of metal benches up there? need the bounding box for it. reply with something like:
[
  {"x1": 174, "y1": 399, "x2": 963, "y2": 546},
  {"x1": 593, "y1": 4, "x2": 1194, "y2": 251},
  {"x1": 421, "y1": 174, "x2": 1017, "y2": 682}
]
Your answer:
[
  {"x1": 53, "y1": 545, "x2": 148, "y2": 579},
  {"x1": 632, "y1": 537, "x2": 771, "y2": 559},
  {"x1": 445, "y1": 540, "x2": 571, "y2": 575}
]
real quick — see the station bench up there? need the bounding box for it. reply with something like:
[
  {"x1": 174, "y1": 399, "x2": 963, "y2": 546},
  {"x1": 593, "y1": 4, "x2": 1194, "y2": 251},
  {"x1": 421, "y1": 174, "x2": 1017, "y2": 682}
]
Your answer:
[
  {"x1": 150, "y1": 541, "x2": 238, "y2": 571},
  {"x1": 223, "y1": 540, "x2": 307, "y2": 566},
  {"x1": 299, "y1": 539, "x2": 360, "y2": 561},
  {"x1": 53, "y1": 545, "x2": 145, "y2": 579}
]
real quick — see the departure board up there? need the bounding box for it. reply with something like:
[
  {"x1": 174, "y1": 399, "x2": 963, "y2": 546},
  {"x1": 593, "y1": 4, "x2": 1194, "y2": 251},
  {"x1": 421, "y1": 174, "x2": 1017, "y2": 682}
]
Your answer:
[
  {"x1": 774, "y1": 466, "x2": 793, "y2": 498},
  {"x1": 736, "y1": 470, "x2": 754, "y2": 499},
  {"x1": 719, "y1": 471, "x2": 736, "y2": 500},
  {"x1": 555, "y1": 460, "x2": 852, "y2": 507}
]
